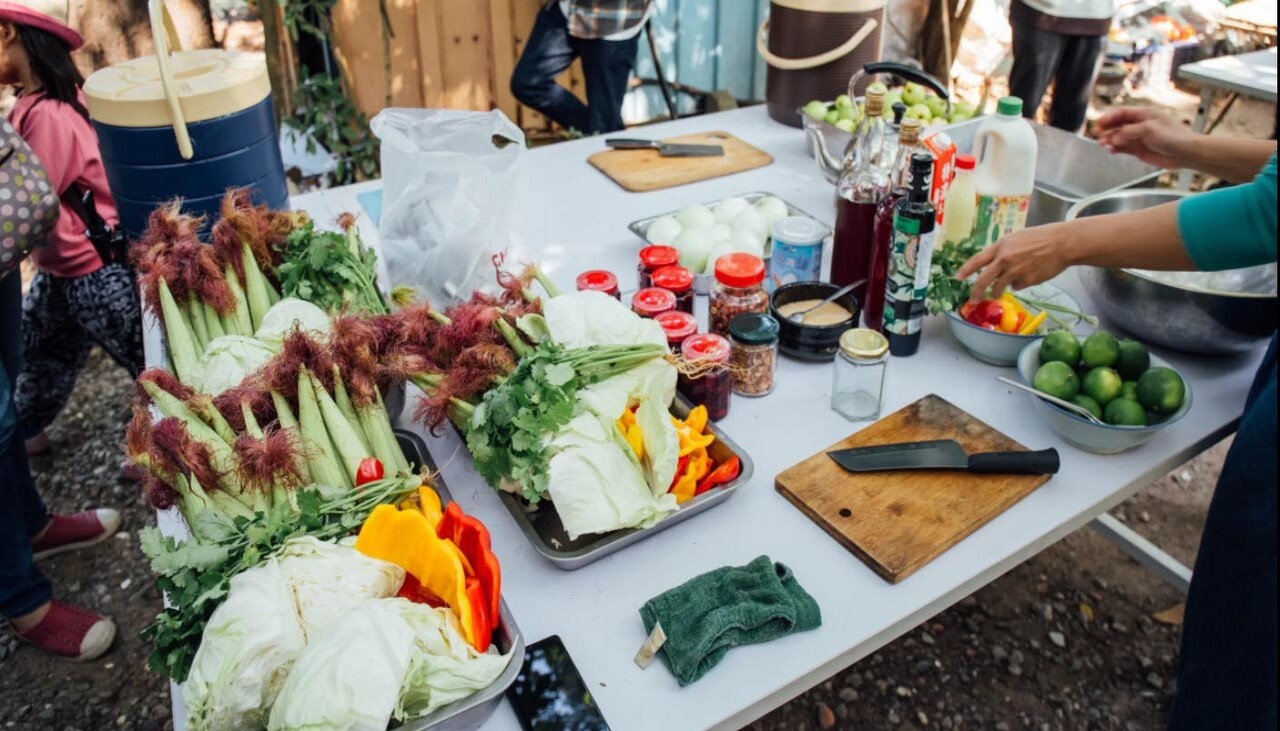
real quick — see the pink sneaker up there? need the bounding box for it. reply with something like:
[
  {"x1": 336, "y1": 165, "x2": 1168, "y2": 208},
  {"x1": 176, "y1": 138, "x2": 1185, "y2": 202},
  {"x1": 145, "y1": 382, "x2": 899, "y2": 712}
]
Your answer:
[
  {"x1": 32, "y1": 509, "x2": 122, "y2": 561},
  {"x1": 14, "y1": 601, "x2": 116, "y2": 661}
]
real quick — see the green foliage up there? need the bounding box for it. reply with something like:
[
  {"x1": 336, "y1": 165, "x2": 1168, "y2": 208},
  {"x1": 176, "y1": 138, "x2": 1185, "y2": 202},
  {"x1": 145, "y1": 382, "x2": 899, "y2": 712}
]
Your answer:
[
  {"x1": 275, "y1": 217, "x2": 388, "y2": 314},
  {"x1": 927, "y1": 236, "x2": 984, "y2": 315}
]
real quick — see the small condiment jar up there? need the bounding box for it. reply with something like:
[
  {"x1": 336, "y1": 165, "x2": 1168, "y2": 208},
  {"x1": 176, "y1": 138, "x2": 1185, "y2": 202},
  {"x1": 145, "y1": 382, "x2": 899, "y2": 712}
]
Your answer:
[
  {"x1": 769, "y1": 216, "x2": 829, "y2": 289},
  {"x1": 631, "y1": 287, "x2": 677, "y2": 319},
  {"x1": 637, "y1": 245, "x2": 679, "y2": 290},
  {"x1": 656, "y1": 310, "x2": 697, "y2": 352},
  {"x1": 678, "y1": 333, "x2": 732, "y2": 421},
  {"x1": 727, "y1": 312, "x2": 780, "y2": 398},
  {"x1": 710, "y1": 253, "x2": 768, "y2": 337},
  {"x1": 651, "y1": 265, "x2": 695, "y2": 314},
  {"x1": 576, "y1": 269, "x2": 620, "y2": 299},
  {"x1": 831, "y1": 328, "x2": 889, "y2": 421}
]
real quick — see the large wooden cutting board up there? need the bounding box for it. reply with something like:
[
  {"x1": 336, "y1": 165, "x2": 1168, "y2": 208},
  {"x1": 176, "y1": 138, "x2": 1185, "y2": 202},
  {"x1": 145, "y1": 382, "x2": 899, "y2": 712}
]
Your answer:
[
  {"x1": 587, "y1": 131, "x2": 773, "y2": 192},
  {"x1": 775, "y1": 395, "x2": 1052, "y2": 583}
]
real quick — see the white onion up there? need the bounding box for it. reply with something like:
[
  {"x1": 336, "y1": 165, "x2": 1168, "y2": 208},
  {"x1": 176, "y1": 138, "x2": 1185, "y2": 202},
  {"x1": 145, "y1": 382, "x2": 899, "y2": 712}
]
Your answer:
[
  {"x1": 673, "y1": 228, "x2": 715, "y2": 274},
  {"x1": 726, "y1": 231, "x2": 765, "y2": 259},
  {"x1": 731, "y1": 207, "x2": 769, "y2": 243},
  {"x1": 703, "y1": 243, "x2": 737, "y2": 275},
  {"x1": 708, "y1": 223, "x2": 732, "y2": 243},
  {"x1": 713, "y1": 197, "x2": 750, "y2": 224},
  {"x1": 676, "y1": 204, "x2": 715, "y2": 231},
  {"x1": 755, "y1": 196, "x2": 790, "y2": 227},
  {"x1": 645, "y1": 215, "x2": 682, "y2": 245}
]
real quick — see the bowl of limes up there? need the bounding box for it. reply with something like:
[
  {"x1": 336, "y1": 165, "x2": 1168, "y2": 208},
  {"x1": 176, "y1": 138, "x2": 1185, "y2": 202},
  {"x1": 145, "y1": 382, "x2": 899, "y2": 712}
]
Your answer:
[{"x1": 1015, "y1": 330, "x2": 1192, "y2": 454}]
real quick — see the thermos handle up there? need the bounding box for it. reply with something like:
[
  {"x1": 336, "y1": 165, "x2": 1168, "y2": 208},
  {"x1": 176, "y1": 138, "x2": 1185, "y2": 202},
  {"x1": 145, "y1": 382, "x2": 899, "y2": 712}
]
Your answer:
[
  {"x1": 149, "y1": 0, "x2": 194, "y2": 161},
  {"x1": 756, "y1": 18, "x2": 878, "y2": 71}
]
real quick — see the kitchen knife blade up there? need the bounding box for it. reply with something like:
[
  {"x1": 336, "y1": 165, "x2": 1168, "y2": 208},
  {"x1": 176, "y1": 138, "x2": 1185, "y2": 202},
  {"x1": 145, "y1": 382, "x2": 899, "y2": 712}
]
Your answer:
[
  {"x1": 605, "y1": 138, "x2": 725, "y2": 157},
  {"x1": 827, "y1": 440, "x2": 1060, "y2": 475}
]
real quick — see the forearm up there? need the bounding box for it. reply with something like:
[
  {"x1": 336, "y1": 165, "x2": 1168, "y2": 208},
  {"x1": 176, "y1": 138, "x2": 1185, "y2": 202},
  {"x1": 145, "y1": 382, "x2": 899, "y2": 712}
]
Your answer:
[
  {"x1": 1176, "y1": 137, "x2": 1277, "y2": 183},
  {"x1": 1061, "y1": 202, "x2": 1195, "y2": 271}
]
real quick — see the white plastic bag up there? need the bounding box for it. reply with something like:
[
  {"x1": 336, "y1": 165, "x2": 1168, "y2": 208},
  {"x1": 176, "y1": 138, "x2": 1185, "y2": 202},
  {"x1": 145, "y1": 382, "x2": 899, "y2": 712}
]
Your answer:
[{"x1": 371, "y1": 109, "x2": 525, "y2": 304}]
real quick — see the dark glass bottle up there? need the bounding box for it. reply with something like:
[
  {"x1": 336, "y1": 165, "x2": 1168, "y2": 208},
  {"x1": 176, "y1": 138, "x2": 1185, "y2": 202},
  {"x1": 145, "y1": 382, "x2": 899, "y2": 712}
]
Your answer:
[
  {"x1": 831, "y1": 88, "x2": 889, "y2": 303},
  {"x1": 865, "y1": 118, "x2": 929, "y2": 332},
  {"x1": 882, "y1": 153, "x2": 937, "y2": 357}
]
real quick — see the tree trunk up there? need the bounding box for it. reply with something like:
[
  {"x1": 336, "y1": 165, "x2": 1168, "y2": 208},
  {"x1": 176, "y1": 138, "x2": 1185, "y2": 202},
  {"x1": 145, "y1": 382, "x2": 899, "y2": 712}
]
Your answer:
[
  {"x1": 917, "y1": 0, "x2": 976, "y2": 88},
  {"x1": 69, "y1": 0, "x2": 216, "y2": 75},
  {"x1": 258, "y1": 0, "x2": 297, "y2": 123}
]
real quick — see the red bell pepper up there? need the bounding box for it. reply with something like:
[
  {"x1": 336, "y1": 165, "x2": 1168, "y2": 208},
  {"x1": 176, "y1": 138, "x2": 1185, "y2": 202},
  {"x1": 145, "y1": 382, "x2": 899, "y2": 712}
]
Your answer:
[
  {"x1": 463, "y1": 577, "x2": 492, "y2": 653},
  {"x1": 355, "y1": 457, "x2": 384, "y2": 486},
  {"x1": 437, "y1": 501, "x2": 502, "y2": 625},
  {"x1": 695, "y1": 456, "x2": 741, "y2": 496}
]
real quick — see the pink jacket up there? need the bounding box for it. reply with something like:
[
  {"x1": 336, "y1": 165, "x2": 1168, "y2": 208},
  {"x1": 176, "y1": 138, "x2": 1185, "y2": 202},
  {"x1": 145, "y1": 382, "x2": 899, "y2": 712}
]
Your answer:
[{"x1": 8, "y1": 90, "x2": 118, "y2": 278}]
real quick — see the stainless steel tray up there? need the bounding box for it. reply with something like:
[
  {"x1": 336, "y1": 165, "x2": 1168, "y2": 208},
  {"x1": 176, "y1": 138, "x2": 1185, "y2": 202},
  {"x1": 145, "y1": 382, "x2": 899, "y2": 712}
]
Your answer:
[
  {"x1": 626, "y1": 191, "x2": 828, "y2": 295},
  {"x1": 493, "y1": 398, "x2": 754, "y2": 570},
  {"x1": 394, "y1": 430, "x2": 525, "y2": 731}
]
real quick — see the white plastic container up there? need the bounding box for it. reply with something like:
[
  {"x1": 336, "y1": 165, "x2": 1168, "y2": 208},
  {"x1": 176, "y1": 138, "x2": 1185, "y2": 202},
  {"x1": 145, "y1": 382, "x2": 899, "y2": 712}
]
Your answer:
[
  {"x1": 940, "y1": 153, "x2": 977, "y2": 246},
  {"x1": 971, "y1": 97, "x2": 1037, "y2": 246}
]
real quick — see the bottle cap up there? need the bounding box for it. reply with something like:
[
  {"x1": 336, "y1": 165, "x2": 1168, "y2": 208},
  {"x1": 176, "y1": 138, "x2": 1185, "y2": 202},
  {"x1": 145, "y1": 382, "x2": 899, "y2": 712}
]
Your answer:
[
  {"x1": 631, "y1": 287, "x2": 677, "y2": 316},
  {"x1": 955, "y1": 154, "x2": 975, "y2": 171},
  {"x1": 651, "y1": 265, "x2": 694, "y2": 293},
  {"x1": 910, "y1": 152, "x2": 934, "y2": 174},
  {"x1": 656, "y1": 310, "x2": 697, "y2": 342},
  {"x1": 997, "y1": 96, "x2": 1023, "y2": 117},
  {"x1": 575, "y1": 269, "x2": 619, "y2": 295},
  {"x1": 865, "y1": 88, "x2": 885, "y2": 116},
  {"x1": 714, "y1": 252, "x2": 766, "y2": 288},
  {"x1": 839, "y1": 328, "x2": 889, "y2": 359},
  {"x1": 681, "y1": 333, "x2": 731, "y2": 363},
  {"x1": 638, "y1": 245, "x2": 679, "y2": 268},
  {"x1": 900, "y1": 117, "x2": 922, "y2": 144},
  {"x1": 727, "y1": 312, "x2": 780, "y2": 345},
  {"x1": 892, "y1": 102, "x2": 907, "y2": 124}
]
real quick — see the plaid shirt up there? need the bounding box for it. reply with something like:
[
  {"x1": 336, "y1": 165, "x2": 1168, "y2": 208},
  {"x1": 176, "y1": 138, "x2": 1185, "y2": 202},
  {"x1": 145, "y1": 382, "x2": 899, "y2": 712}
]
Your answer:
[{"x1": 558, "y1": 0, "x2": 653, "y2": 40}]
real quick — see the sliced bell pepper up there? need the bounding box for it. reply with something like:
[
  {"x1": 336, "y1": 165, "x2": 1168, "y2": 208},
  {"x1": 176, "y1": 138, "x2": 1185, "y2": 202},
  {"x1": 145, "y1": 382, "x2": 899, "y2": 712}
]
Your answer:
[
  {"x1": 463, "y1": 577, "x2": 492, "y2": 653},
  {"x1": 355, "y1": 504, "x2": 480, "y2": 649},
  {"x1": 671, "y1": 413, "x2": 715, "y2": 457},
  {"x1": 695, "y1": 455, "x2": 741, "y2": 496},
  {"x1": 416, "y1": 486, "x2": 444, "y2": 527},
  {"x1": 1018, "y1": 311, "x2": 1047, "y2": 335},
  {"x1": 670, "y1": 449, "x2": 711, "y2": 504},
  {"x1": 999, "y1": 304, "x2": 1021, "y2": 333},
  {"x1": 436, "y1": 500, "x2": 502, "y2": 625}
]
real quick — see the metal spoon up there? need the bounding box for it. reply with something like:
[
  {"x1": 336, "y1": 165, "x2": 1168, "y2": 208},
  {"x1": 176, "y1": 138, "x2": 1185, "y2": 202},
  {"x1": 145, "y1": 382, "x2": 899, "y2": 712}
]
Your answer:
[
  {"x1": 996, "y1": 376, "x2": 1107, "y2": 425},
  {"x1": 787, "y1": 280, "x2": 862, "y2": 323}
]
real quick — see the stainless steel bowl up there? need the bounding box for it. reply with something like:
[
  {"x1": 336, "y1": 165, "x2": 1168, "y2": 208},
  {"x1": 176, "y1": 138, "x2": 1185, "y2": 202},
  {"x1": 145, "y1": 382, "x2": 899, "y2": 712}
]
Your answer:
[{"x1": 1067, "y1": 189, "x2": 1278, "y2": 355}]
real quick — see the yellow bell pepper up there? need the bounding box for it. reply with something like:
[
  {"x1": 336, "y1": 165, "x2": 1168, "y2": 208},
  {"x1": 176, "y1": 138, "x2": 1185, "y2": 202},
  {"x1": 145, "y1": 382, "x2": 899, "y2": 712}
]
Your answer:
[
  {"x1": 671, "y1": 411, "x2": 715, "y2": 457},
  {"x1": 355, "y1": 504, "x2": 478, "y2": 646},
  {"x1": 1018, "y1": 311, "x2": 1048, "y2": 335},
  {"x1": 670, "y1": 448, "x2": 712, "y2": 504},
  {"x1": 417, "y1": 486, "x2": 443, "y2": 527}
]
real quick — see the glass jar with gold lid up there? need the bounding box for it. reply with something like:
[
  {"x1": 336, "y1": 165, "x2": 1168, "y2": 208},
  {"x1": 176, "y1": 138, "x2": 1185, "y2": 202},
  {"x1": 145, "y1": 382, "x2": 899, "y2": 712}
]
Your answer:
[{"x1": 831, "y1": 328, "x2": 889, "y2": 421}]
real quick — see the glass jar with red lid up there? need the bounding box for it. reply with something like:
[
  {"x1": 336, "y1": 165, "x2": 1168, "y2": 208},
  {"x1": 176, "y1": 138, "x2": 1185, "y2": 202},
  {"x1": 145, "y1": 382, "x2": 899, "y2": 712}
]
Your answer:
[
  {"x1": 709, "y1": 252, "x2": 768, "y2": 337},
  {"x1": 575, "y1": 269, "x2": 620, "y2": 299},
  {"x1": 678, "y1": 333, "x2": 732, "y2": 421},
  {"x1": 651, "y1": 265, "x2": 694, "y2": 314},
  {"x1": 637, "y1": 245, "x2": 679, "y2": 289},
  {"x1": 631, "y1": 287, "x2": 677, "y2": 318},
  {"x1": 655, "y1": 310, "x2": 697, "y2": 352}
]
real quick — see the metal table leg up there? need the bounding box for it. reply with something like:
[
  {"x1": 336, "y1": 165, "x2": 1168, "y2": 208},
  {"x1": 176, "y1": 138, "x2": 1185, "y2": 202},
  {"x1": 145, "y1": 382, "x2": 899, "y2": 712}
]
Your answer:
[
  {"x1": 1090, "y1": 513, "x2": 1192, "y2": 594},
  {"x1": 1178, "y1": 86, "x2": 1214, "y2": 190}
]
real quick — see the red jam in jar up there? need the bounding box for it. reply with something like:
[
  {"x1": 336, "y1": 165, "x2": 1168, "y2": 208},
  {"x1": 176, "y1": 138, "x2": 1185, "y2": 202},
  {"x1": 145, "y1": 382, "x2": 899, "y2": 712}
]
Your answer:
[
  {"x1": 637, "y1": 245, "x2": 679, "y2": 289},
  {"x1": 678, "y1": 333, "x2": 732, "y2": 421},
  {"x1": 631, "y1": 287, "x2": 677, "y2": 318},
  {"x1": 575, "y1": 269, "x2": 620, "y2": 299},
  {"x1": 651, "y1": 265, "x2": 695, "y2": 314},
  {"x1": 656, "y1": 310, "x2": 697, "y2": 352}
]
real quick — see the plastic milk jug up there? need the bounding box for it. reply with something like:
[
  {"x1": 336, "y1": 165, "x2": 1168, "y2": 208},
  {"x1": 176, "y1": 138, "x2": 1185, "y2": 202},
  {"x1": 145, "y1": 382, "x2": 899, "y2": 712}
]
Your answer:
[{"x1": 971, "y1": 97, "x2": 1036, "y2": 247}]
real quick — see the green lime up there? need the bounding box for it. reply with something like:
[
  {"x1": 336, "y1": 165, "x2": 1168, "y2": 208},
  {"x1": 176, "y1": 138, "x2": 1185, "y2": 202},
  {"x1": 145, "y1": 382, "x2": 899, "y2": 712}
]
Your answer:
[
  {"x1": 1115, "y1": 339, "x2": 1150, "y2": 380},
  {"x1": 1137, "y1": 367, "x2": 1186, "y2": 414},
  {"x1": 1082, "y1": 367, "x2": 1124, "y2": 405},
  {"x1": 1041, "y1": 330, "x2": 1082, "y2": 366},
  {"x1": 1081, "y1": 331, "x2": 1120, "y2": 368},
  {"x1": 1122, "y1": 381, "x2": 1139, "y2": 401},
  {"x1": 1071, "y1": 394, "x2": 1104, "y2": 420},
  {"x1": 1104, "y1": 398, "x2": 1149, "y2": 426},
  {"x1": 1034, "y1": 361, "x2": 1080, "y2": 401}
]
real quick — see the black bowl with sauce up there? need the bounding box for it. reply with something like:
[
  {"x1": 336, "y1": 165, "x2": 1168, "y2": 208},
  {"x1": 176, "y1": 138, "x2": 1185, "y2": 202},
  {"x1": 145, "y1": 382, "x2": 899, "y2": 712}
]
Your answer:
[{"x1": 769, "y1": 282, "x2": 861, "y2": 362}]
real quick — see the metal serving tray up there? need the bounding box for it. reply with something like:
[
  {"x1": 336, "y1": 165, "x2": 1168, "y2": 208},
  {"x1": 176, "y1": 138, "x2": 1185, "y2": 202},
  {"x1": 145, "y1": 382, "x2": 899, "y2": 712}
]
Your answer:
[
  {"x1": 493, "y1": 397, "x2": 755, "y2": 571},
  {"x1": 394, "y1": 430, "x2": 525, "y2": 731}
]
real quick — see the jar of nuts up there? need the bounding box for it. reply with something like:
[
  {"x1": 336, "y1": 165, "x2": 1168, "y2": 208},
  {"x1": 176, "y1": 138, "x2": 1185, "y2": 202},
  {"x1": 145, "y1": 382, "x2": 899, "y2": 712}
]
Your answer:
[
  {"x1": 728, "y1": 312, "x2": 780, "y2": 397},
  {"x1": 710, "y1": 253, "x2": 768, "y2": 337}
]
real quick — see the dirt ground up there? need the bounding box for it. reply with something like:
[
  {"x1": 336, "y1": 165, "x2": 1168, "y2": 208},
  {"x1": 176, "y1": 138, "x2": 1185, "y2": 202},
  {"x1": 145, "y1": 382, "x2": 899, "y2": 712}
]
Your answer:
[{"x1": 0, "y1": 90, "x2": 1273, "y2": 731}]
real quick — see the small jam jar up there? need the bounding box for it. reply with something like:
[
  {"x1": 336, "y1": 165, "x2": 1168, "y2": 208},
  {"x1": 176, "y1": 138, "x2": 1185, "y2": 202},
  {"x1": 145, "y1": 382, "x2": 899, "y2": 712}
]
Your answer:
[
  {"x1": 710, "y1": 253, "x2": 768, "y2": 337},
  {"x1": 575, "y1": 269, "x2": 620, "y2": 299},
  {"x1": 637, "y1": 245, "x2": 679, "y2": 290},
  {"x1": 656, "y1": 310, "x2": 697, "y2": 352},
  {"x1": 631, "y1": 287, "x2": 677, "y2": 318},
  {"x1": 678, "y1": 333, "x2": 732, "y2": 421},
  {"x1": 651, "y1": 265, "x2": 695, "y2": 314},
  {"x1": 727, "y1": 312, "x2": 780, "y2": 397},
  {"x1": 831, "y1": 328, "x2": 889, "y2": 421}
]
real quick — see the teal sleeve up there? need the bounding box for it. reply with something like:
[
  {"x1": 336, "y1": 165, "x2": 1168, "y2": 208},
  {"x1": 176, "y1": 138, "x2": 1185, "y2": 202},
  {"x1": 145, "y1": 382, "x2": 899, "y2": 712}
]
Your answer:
[{"x1": 1176, "y1": 153, "x2": 1278, "y2": 271}]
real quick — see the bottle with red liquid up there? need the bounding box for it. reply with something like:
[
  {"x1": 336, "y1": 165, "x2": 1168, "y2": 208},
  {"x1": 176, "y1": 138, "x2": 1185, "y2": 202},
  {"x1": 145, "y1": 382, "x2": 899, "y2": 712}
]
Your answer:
[
  {"x1": 831, "y1": 88, "x2": 890, "y2": 305},
  {"x1": 865, "y1": 118, "x2": 929, "y2": 331}
]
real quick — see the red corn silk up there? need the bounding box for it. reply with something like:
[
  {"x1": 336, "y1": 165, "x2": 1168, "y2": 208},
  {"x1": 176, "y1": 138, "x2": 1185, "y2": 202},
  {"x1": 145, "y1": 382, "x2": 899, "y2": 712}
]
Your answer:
[{"x1": 234, "y1": 429, "x2": 306, "y2": 492}]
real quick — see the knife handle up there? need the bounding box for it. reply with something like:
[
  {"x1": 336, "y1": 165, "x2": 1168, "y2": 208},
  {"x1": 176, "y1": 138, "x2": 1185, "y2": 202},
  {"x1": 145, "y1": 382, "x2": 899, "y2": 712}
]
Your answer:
[
  {"x1": 606, "y1": 138, "x2": 657, "y2": 149},
  {"x1": 967, "y1": 448, "x2": 1061, "y2": 475}
]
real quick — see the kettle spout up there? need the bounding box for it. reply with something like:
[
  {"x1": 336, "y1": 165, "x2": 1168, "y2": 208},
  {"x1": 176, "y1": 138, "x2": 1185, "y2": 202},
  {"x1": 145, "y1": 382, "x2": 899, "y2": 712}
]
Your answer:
[{"x1": 805, "y1": 120, "x2": 843, "y2": 185}]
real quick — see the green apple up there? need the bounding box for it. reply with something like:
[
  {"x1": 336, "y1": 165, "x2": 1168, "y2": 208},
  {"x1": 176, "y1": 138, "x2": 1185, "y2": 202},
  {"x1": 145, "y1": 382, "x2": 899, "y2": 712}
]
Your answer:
[
  {"x1": 803, "y1": 100, "x2": 829, "y2": 120},
  {"x1": 924, "y1": 95, "x2": 948, "y2": 120},
  {"x1": 904, "y1": 103, "x2": 932, "y2": 122},
  {"x1": 883, "y1": 91, "x2": 903, "y2": 110},
  {"x1": 834, "y1": 118, "x2": 857, "y2": 133},
  {"x1": 902, "y1": 82, "x2": 927, "y2": 106},
  {"x1": 947, "y1": 101, "x2": 976, "y2": 123},
  {"x1": 837, "y1": 104, "x2": 859, "y2": 122},
  {"x1": 867, "y1": 81, "x2": 889, "y2": 94},
  {"x1": 824, "y1": 110, "x2": 840, "y2": 125},
  {"x1": 835, "y1": 94, "x2": 853, "y2": 110}
]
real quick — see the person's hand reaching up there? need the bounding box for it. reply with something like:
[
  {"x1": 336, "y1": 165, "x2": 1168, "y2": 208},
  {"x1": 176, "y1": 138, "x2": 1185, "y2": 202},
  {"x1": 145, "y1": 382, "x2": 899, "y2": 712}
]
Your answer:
[
  {"x1": 1094, "y1": 107, "x2": 1194, "y2": 169},
  {"x1": 955, "y1": 224, "x2": 1074, "y2": 301}
]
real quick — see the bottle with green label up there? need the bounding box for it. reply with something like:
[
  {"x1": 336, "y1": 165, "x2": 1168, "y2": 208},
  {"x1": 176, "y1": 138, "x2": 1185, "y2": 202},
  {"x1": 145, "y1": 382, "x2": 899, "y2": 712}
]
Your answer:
[{"x1": 882, "y1": 153, "x2": 937, "y2": 357}]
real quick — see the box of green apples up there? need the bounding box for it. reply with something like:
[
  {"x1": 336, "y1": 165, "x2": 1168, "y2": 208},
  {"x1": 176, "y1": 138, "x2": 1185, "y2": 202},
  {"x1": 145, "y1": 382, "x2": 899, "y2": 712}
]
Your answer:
[{"x1": 800, "y1": 81, "x2": 978, "y2": 133}]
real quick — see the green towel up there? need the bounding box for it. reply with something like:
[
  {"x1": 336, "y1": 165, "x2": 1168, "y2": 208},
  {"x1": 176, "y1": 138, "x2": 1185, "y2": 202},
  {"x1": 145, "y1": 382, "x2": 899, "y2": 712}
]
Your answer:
[{"x1": 639, "y1": 555, "x2": 821, "y2": 687}]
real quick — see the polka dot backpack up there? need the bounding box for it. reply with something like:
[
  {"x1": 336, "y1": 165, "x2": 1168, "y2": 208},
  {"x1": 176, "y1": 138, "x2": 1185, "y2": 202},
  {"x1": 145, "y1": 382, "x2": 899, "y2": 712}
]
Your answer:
[{"x1": 0, "y1": 116, "x2": 61, "y2": 278}]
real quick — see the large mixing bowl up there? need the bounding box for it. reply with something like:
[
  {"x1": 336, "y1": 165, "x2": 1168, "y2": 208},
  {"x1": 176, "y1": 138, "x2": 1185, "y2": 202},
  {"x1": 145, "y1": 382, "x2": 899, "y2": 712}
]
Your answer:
[{"x1": 1067, "y1": 189, "x2": 1278, "y2": 355}]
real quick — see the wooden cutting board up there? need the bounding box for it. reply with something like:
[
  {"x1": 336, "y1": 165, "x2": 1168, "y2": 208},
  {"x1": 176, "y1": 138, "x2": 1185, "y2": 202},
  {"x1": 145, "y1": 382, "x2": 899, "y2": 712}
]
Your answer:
[
  {"x1": 775, "y1": 395, "x2": 1052, "y2": 583},
  {"x1": 587, "y1": 131, "x2": 773, "y2": 192}
]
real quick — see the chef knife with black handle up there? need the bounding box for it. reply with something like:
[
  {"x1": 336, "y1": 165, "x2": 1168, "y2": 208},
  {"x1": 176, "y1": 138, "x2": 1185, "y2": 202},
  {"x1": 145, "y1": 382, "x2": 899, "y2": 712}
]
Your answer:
[{"x1": 827, "y1": 440, "x2": 1060, "y2": 475}]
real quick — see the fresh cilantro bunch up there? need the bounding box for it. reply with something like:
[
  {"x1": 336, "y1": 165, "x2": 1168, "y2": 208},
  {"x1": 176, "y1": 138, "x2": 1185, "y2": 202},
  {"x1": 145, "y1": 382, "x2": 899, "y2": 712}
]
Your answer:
[
  {"x1": 275, "y1": 219, "x2": 388, "y2": 315},
  {"x1": 928, "y1": 235, "x2": 984, "y2": 315}
]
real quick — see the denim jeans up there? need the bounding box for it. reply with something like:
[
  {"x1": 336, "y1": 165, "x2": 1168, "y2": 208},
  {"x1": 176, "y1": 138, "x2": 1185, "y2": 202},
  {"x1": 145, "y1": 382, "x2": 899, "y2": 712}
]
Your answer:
[
  {"x1": 1168, "y1": 335, "x2": 1277, "y2": 729},
  {"x1": 510, "y1": 2, "x2": 639, "y2": 135},
  {"x1": 1, "y1": 271, "x2": 50, "y2": 620}
]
